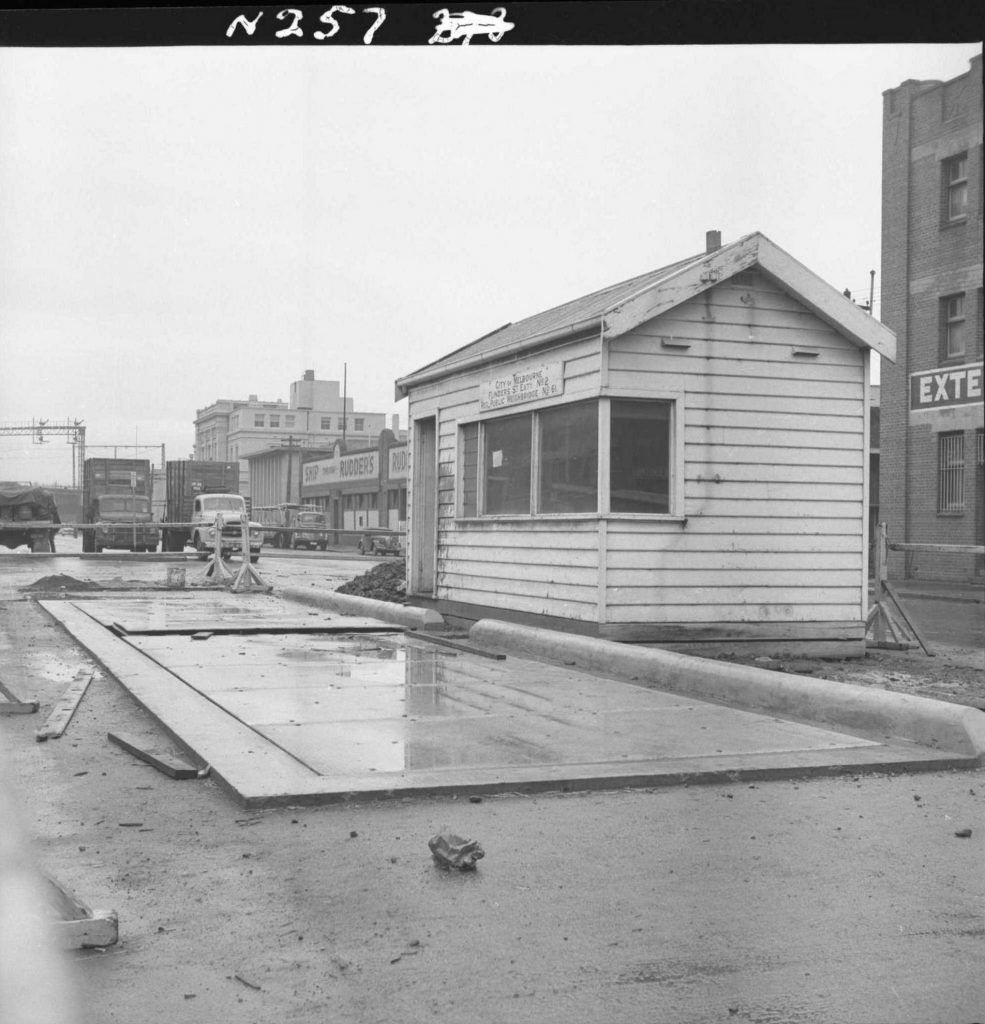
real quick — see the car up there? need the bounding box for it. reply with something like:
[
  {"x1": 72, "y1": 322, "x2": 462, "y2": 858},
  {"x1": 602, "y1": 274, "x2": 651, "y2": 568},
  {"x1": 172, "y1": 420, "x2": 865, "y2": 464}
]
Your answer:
[{"x1": 357, "y1": 532, "x2": 402, "y2": 556}]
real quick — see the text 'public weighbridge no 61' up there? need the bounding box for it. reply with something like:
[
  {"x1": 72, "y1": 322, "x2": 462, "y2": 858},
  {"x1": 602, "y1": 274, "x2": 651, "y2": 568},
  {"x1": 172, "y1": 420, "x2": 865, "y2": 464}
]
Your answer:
[{"x1": 395, "y1": 231, "x2": 896, "y2": 658}]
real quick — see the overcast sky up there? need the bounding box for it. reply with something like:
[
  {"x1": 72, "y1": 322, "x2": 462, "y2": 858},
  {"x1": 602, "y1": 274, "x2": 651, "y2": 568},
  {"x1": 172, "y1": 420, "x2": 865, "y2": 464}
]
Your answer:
[{"x1": 0, "y1": 37, "x2": 980, "y2": 484}]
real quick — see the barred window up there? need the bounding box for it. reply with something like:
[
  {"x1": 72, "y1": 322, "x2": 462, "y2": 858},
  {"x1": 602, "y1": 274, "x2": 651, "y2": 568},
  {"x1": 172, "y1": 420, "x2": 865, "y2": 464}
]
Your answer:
[
  {"x1": 938, "y1": 432, "x2": 965, "y2": 513},
  {"x1": 943, "y1": 153, "x2": 968, "y2": 223}
]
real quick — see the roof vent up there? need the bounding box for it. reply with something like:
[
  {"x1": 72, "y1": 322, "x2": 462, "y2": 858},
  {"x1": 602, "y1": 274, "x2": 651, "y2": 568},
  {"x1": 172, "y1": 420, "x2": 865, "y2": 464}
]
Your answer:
[
  {"x1": 705, "y1": 230, "x2": 722, "y2": 253},
  {"x1": 303, "y1": 369, "x2": 315, "y2": 381}
]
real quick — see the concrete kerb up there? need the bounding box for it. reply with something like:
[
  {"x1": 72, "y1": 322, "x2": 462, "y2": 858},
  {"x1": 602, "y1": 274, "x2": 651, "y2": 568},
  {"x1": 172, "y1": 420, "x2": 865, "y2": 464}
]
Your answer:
[
  {"x1": 468, "y1": 620, "x2": 985, "y2": 762},
  {"x1": 278, "y1": 585, "x2": 444, "y2": 631}
]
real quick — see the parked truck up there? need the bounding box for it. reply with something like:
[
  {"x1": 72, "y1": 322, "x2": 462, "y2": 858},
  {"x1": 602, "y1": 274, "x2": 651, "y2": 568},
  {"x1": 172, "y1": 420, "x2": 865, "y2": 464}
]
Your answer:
[
  {"x1": 161, "y1": 461, "x2": 262, "y2": 562},
  {"x1": 0, "y1": 486, "x2": 60, "y2": 552},
  {"x1": 81, "y1": 458, "x2": 159, "y2": 553},
  {"x1": 254, "y1": 504, "x2": 329, "y2": 550}
]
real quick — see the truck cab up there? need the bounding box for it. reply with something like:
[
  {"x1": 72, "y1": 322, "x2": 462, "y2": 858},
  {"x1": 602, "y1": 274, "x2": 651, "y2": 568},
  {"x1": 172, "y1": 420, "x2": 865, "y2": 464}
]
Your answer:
[
  {"x1": 190, "y1": 493, "x2": 264, "y2": 562},
  {"x1": 286, "y1": 510, "x2": 328, "y2": 550},
  {"x1": 88, "y1": 494, "x2": 159, "y2": 553}
]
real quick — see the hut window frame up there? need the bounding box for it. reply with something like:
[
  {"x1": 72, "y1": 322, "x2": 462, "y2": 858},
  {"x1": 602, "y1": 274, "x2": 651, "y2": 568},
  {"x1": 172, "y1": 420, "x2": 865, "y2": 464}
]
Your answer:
[{"x1": 458, "y1": 396, "x2": 678, "y2": 519}]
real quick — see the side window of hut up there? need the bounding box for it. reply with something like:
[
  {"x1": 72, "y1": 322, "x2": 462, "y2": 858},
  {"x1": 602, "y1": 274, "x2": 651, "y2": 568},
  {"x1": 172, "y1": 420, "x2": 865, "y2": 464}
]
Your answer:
[
  {"x1": 483, "y1": 413, "x2": 532, "y2": 514},
  {"x1": 461, "y1": 423, "x2": 479, "y2": 517},
  {"x1": 539, "y1": 401, "x2": 598, "y2": 513},
  {"x1": 610, "y1": 400, "x2": 671, "y2": 514}
]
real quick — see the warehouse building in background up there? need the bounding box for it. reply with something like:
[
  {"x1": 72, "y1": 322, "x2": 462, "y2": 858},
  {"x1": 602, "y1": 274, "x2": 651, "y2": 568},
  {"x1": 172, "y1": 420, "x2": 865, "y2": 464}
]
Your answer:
[
  {"x1": 193, "y1": 370, "x2": 404, "y2": 500},
  {"x1": 880, "y1": 52, "x2": 983, "y2": 582}
]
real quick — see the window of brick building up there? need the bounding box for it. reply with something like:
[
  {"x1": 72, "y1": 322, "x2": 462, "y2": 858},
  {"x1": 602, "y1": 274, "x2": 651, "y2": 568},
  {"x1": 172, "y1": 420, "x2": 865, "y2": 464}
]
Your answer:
[
  {"x1": 320, "y1": 417, "x2": 331, "y2": 430},
  {"x1": 942, "y1": 152, "x2": 968, "y2": 224},
  {"x1": 269, "y1": 415, "x2": 280, "y2": 428},
  {"x1": 941, "y1": 293, "x2": 966, "y2": 360},
  {"x1": 254, "y1": 414, "x2": 265, "y2": 427},
  {"x1": 285, "y1": 415, "x2": 296, "y2": 428},
  {"x1": 355, "y1": 418, "x2": 365, "y2": 432},
  {"x1": 938, "y1": 432, "x2": 965, "y2": 514}
]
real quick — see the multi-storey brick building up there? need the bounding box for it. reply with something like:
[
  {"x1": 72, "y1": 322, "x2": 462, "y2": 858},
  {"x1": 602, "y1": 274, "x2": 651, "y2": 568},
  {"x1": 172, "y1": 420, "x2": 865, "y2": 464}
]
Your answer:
[
  {"x1": 193, "y1": 370, "x2": 402, "y2": 499},
  {"x1": 880, "y1": 52, "x2": 983, "y2": 582}
]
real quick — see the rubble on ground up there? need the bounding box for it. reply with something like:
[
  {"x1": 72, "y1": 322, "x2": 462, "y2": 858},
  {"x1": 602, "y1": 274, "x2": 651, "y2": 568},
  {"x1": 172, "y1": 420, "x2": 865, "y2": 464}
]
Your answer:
[
  {"x1": 335, "y1": 561, "x2": 406, "y2": 604},
  {"x1": 21, "y1": 574, "x2": 103, "y2": 592}
]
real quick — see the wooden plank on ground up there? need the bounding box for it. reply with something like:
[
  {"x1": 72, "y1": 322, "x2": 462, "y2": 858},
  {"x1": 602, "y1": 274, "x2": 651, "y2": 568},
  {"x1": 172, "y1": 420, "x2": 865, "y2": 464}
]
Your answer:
[
  {"x1": 107, "y1": 731, "x2": 204, "y2": 779},
  {"x1": 37, "y1": 601, "x2": 320, "y2": 803},
  {"x1": 0, "y1": 677, "x2": 39, "y2": 714},
  {"x1": 41, "y1": 872, "x2": 119, "y2": 949},
  {"x1": 0, "y1": 699, "x2": 40, "y2": 715},
  {"x1": 35, "y1": 671, "x2": 95, "y2": 742}
]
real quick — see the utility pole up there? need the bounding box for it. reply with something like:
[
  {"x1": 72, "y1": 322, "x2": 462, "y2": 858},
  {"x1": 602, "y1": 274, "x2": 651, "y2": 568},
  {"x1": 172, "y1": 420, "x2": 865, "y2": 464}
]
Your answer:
[
  {"x1": 285, "y1": 435, "x2": 294, "y2": 504},
  {"x1": 342, "y1": 363, "x2": 347, "y2": 447}
]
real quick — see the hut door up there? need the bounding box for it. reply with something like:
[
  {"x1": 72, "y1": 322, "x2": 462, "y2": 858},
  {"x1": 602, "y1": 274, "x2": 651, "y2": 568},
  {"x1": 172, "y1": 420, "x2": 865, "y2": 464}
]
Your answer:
[{"x1": 410, "y1": 416, "x2": 437, "y2": 595}]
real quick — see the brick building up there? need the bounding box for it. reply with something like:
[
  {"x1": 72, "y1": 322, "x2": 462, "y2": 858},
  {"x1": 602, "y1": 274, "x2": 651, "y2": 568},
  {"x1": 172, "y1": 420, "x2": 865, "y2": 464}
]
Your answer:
[
  {"x1": 193, "y1": 370, "x2": 403, "y2": 500},
  {"x1": 880, "y1": 52, "x2": 983, "y2": 582}
]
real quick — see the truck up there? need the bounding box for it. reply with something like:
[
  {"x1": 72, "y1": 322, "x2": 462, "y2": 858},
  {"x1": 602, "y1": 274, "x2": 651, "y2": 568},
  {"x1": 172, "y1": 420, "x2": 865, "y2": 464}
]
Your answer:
[
  {"x1": 0, "y1": 486, "x2": 60, "y2": 552},
  {"x1": 161, "y1": 461, "x2": 262, "y2": 562},
  {"x1": 81, "y1": 458, "x2": 159, "y2": 553},
  {"x1": 254, "y1": 504, "x2": 329, "y2": 550}
]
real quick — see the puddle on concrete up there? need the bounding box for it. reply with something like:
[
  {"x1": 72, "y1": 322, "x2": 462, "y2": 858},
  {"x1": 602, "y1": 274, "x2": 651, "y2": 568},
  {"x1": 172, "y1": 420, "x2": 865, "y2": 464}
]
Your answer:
[{"x1": 124, "y1": 631, "x2": 881, "y2": 780}]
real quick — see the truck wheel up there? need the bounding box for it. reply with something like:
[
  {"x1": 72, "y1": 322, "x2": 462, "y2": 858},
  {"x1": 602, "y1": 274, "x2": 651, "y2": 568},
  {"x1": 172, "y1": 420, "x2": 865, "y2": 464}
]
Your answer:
[
  {"x1": 318, "y1": 543, "x2": 327, "y2": 552},
  {"x1": 250, "y1": 554, "x2": 260, "y2": 564},
  {"x1": 194, "y1": 534, "x2": 208, "y2": 560},
  {"x1": 146, "y1": 544, "x2": 157, "y2": 554},
  {"x1": 30, "y1": 536, "x2": 53, "y2": 553}
]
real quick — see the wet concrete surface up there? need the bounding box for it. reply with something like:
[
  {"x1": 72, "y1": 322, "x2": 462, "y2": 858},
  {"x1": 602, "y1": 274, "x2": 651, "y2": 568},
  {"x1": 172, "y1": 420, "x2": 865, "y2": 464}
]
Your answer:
[
  {"x1": 3, "y1": 556, "x2": 984, "y2": 1024},
  {"x1": 38, "y1": 595, "x2": 973, "y2": 806}
]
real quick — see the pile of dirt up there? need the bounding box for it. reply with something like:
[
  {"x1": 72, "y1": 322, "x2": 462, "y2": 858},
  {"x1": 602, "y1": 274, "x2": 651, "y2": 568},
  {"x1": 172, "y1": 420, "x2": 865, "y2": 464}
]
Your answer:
[
  {"x1": 20, "y1": 574, "x2": 103, "y2": 592},
  {"x1": 335, "y1": 560, "x2": 407, "y2": 603}
]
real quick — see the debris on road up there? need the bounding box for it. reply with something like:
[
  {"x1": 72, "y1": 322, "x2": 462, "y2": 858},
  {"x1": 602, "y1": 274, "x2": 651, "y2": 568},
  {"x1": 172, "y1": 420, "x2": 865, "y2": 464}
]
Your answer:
[
  {"x1": 335, "y1": 561, "x2": 406, "y2": 603},
  {"x1": 0, "y1": 676, "x2": 38, "y2": 715},
  {"x1": 21, "y1": 573, "x2": 103, "y2": 592},
  {"x1": 42, "y1": 871, "x2": 119, "y2": 950},
  {"x1": 35, "y1": 670, "x2": 96, "y2": 741},
  {"x1": 428, "y1": 832, "x2": 485, "y2": 871},
  {"x1": 954, "y1": 828, "x2": 973, "y2": 838},
  {"x1": 107, "y1": 731, "x2": 204, "y2": 780}
]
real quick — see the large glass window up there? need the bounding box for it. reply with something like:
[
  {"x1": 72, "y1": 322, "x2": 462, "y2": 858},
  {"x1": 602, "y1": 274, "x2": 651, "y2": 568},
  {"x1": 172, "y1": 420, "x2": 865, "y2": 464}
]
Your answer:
[
  {"x1": 463, "y1": 398, "x2": 673, "y2": 517},
  {"x1": 483, "y1": 413, "x2": 531, "y2": 514},
  {"x1": 539, "y1": 401, "x2": 598, "y2": 513},
  {"x1": 610, "y1": 400, "x2": 671, "y2": 513}
]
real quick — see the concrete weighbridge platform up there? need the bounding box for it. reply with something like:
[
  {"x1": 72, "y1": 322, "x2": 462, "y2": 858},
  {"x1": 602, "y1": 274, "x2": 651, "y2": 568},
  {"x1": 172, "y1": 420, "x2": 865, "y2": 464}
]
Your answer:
[{"x1": 37, "y1": 590, "x2": 984, "y2": 808}]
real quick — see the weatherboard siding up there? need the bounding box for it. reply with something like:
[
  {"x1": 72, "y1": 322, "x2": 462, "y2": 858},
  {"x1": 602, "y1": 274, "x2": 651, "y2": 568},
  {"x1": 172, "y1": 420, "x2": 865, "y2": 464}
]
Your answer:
[
  {"x1": 604, "y1": 272, "x2": 866, "y2": 626},
  {"x1": 419, "y1": 341, "x2": 604, "y2": 621},
  {"x1": 406, "y1": 267, "x2": 870, "y2": 634}
]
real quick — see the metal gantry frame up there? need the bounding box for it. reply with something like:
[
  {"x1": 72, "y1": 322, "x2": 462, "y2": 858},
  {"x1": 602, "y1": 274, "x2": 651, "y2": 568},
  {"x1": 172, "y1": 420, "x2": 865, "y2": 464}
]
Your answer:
[{"x1": 0, "y1": 419, "x2": 86, "y2": 486}]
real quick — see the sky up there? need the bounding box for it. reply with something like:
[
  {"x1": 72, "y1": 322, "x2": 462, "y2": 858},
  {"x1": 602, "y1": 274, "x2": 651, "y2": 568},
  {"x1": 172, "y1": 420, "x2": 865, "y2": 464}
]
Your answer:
[{"x1": 0, "y1": 27, "x2": 980, "y2": 485}]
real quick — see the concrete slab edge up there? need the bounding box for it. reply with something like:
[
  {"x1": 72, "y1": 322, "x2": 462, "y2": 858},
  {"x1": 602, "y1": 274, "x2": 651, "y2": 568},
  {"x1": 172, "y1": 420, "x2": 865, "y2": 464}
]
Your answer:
[
  {"x1": 469, "y1": 620, "x2": 985, "y2": 762},
  {"x1": 279, "y1": 585, "x2": 444, "y2": 631}
]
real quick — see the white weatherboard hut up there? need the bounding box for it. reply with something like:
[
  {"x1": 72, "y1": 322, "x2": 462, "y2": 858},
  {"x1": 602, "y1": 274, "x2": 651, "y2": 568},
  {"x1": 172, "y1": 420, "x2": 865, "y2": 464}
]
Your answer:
[{"x1": 395, "y1": 232, "x2": 896, "y2": 657}]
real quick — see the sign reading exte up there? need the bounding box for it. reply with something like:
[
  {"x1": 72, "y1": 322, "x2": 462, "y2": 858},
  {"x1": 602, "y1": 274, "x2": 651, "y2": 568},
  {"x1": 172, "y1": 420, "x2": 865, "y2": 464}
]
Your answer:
[
  {"x1": 909, "y1": 362, "x2": 983, "y2": 411},
  {"x1": 479, "y1": 362, "x2": 564, "y2": 412}
]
